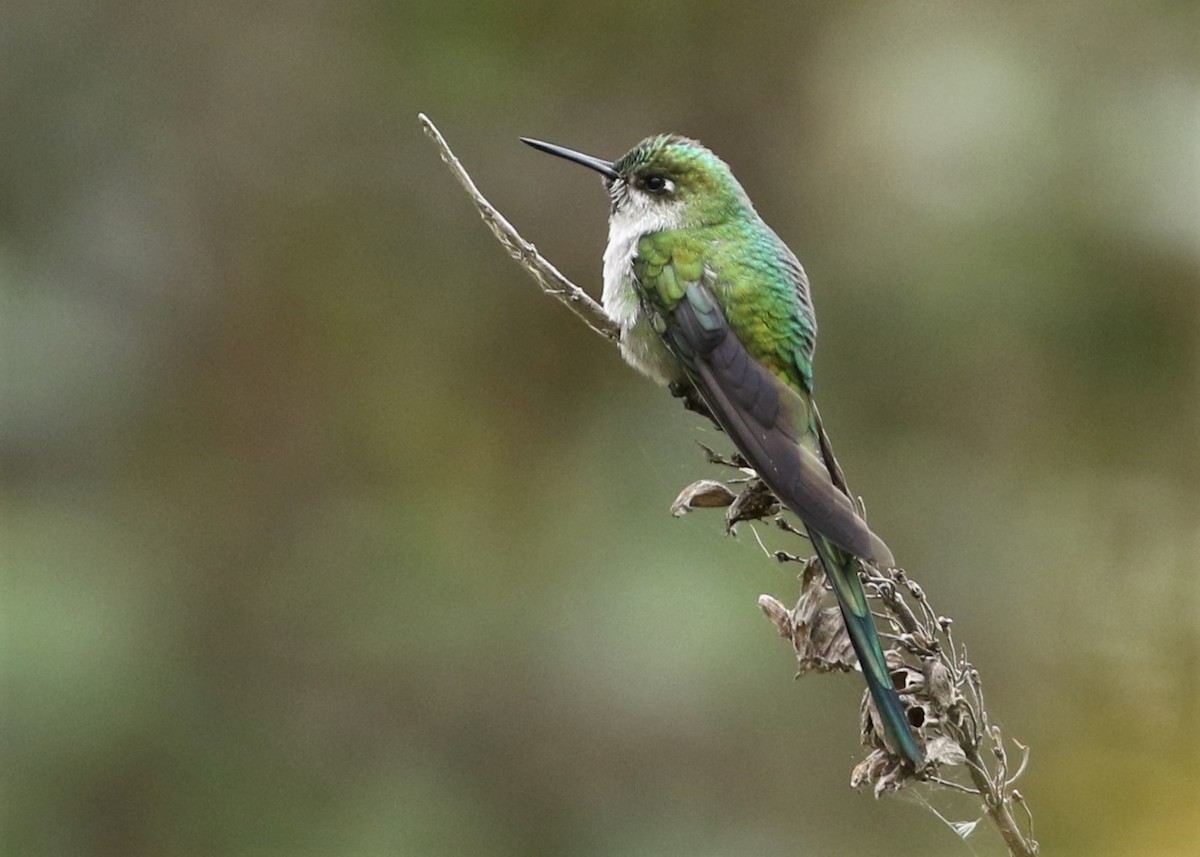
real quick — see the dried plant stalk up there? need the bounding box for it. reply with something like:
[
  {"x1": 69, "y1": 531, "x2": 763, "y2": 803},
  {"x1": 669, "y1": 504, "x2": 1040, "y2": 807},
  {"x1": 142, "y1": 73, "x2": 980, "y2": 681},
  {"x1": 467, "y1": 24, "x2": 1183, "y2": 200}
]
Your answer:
[
  {"x1": 420, "y1": 113, "x2": 1039, "y2": 857},
  {"x1": 417, "y1": 114, "x2": 618, "y2": 343}
]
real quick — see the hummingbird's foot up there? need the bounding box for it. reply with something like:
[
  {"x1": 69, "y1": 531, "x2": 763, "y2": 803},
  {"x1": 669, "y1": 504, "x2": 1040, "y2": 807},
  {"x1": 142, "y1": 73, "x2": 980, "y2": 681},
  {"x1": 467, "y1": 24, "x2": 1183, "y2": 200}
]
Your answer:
[{"x1": 669, "y1": 380, "x2": 718, "y2": 426}]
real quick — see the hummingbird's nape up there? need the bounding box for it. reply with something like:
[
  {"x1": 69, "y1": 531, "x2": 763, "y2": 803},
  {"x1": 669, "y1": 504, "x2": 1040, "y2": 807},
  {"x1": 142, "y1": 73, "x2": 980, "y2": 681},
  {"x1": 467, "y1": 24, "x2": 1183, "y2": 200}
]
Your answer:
[{"x1": 521, "y1": 137, "x2": 619, "y2": 179}]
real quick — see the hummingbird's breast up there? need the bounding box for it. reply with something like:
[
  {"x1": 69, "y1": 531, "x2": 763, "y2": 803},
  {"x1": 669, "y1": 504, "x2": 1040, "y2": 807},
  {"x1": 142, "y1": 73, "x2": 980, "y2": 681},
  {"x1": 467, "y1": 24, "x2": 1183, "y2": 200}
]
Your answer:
[{"x1": 602, "y1": 214, "x2": 685, "y2": 387}]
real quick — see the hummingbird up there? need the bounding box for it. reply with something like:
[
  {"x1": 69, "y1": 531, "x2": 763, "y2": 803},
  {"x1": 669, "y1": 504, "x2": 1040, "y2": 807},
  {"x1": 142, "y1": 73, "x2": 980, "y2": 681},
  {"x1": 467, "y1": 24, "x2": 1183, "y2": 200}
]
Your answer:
[{"x1": 522, "y1": 133, "x2": 923, "y2": 766}]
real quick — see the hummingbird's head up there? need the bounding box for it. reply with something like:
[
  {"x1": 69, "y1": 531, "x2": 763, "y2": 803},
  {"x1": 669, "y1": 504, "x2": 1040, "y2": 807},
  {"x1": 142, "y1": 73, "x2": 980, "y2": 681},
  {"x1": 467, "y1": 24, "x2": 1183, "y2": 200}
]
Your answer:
[{"x1": 522, "y1": 134, "x2": 754, "y2": 233}]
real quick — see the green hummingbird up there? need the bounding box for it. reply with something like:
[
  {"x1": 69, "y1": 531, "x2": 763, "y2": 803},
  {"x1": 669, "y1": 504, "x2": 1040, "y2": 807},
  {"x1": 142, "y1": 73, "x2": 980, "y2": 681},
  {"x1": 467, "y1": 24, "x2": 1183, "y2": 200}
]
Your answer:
[{"x1": 522, "y1": 133, "x2": 923, "y2": 766}]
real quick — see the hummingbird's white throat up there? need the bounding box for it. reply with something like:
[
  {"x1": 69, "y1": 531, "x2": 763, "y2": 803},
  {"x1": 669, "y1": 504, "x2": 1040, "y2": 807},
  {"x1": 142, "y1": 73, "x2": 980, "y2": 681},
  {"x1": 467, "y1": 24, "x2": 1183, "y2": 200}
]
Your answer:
[{"x1": 601, "y1": 185, "x2": 688, "y2": 385}]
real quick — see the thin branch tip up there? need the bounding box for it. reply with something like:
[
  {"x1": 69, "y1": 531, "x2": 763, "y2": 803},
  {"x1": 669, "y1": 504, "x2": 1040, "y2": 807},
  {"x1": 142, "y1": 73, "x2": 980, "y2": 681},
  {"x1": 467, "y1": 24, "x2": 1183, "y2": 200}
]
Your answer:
[{"x1": 418, "y1": 114, "x2": 619, "y2": 342}]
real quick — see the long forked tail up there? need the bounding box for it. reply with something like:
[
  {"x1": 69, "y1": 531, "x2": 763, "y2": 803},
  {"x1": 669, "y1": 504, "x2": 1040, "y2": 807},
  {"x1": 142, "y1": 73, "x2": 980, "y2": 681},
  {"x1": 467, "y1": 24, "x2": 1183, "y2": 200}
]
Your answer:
[{"x1": 808, "y1": 528, "x2": 923, "y2": 766}]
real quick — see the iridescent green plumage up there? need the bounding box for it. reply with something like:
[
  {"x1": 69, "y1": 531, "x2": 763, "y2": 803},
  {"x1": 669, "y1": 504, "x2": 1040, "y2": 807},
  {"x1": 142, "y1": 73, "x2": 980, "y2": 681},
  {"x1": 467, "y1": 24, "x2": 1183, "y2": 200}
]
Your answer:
[
  {"x1": 635, "y1": 225, "x2": 814, "y2": 391},
  {"x1": 523, "y1": 134, "x2": 922, "y2": 766}
]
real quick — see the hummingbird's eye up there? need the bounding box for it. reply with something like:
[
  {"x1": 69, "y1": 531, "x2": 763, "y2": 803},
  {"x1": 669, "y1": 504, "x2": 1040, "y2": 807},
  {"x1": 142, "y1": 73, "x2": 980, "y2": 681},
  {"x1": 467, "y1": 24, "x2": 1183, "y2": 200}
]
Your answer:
[{"x1": 642, "y1": 174, "x2": 672, "y2": 193}]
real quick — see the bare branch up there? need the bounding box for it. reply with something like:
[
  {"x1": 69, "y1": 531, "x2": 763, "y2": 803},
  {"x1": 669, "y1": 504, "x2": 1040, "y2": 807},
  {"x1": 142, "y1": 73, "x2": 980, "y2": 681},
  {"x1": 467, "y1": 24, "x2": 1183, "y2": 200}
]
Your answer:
[
  {"x1": 417, "y1": 113, "x2": 619, "y2": 342},
  {"x1": 420, "y1": 112, "x2": 1038, "y2": 857}
]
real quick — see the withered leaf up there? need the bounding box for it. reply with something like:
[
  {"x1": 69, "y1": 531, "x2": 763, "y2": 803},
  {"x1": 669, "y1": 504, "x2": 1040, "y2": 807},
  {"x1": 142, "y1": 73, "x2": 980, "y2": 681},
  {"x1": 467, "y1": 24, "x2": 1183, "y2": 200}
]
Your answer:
[
  {"x1": 925, "y1": 735, "x2": 967, "y2": 767},
  {"x1": 923, "y1": 657, "x2": 956, "y2": 708},
  {"x1": 789, "y1": 559, "x2": 856, "y2": 673},
  {"x1": 850, "y1": 748, "x2": 914, "y2": 797},
  {"x1": 758, "y1": 595, "x2": 792, "y2": 637},
  {"x1": 670, "y1": 480, "x2": 736, "y2": 517}
]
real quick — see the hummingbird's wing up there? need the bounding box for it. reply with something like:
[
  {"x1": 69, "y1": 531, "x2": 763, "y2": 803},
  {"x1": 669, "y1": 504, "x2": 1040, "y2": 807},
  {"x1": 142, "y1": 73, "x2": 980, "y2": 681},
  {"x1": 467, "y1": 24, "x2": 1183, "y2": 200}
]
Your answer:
[
  {"x1": 663, "y1": 280, "x2": 894, "y2": 567},
  {"x1": 635, "y1": 238, "x2": 917, "y2": 761},
  {"x1": 665, "y1": 279, "x2": 920, "y2": 762}
]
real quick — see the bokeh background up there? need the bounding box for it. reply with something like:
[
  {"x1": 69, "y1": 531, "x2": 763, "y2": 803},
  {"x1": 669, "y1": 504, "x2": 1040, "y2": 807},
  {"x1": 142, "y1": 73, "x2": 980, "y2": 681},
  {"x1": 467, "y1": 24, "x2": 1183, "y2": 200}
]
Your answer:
[{"x1": 3, "y1": 1, "x2": 1198, "y2": 855}]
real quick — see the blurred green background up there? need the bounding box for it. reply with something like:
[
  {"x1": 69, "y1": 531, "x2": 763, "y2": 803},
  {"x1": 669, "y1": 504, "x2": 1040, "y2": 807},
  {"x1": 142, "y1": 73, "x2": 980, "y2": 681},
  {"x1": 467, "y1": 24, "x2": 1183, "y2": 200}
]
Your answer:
[{"x1": 3, "y1": 1, "x2": 1197, "y2": 855}]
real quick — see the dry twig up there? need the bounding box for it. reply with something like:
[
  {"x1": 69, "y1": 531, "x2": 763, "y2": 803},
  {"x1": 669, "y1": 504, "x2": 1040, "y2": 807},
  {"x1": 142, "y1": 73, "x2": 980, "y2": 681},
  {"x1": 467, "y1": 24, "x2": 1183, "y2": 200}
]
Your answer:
[
  {"x1": 420, "y1": 113, "x2": 1039, "y2": 857},
  {"x1": 417, "y1": 114, "x2": 618, "y2": 342}
]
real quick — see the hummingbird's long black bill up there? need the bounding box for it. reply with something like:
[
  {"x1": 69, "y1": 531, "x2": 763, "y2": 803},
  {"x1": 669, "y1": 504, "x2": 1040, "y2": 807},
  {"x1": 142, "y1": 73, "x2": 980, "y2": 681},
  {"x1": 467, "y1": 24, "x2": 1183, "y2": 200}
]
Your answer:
[{"x1": 521, "y1": 137, "x2": 619, "y2": 179}]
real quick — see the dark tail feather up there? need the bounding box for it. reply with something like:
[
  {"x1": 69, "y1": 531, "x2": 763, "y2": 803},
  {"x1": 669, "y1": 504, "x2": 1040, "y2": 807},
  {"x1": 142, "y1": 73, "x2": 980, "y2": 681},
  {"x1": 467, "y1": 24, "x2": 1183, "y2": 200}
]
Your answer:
[{"x1": 809, "y1": 529, "x2": 923, "y2": 766}]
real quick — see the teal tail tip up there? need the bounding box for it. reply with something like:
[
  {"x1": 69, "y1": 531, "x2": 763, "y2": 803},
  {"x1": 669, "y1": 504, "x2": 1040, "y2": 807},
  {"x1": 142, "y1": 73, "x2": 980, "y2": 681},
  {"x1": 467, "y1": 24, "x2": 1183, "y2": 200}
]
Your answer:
[
  {"x1": 901, "y1": 739, "x2": 925, "y2": 768},
  {"x1": 865, "y1": 651, "x2": 924, "y2": 767},
  {"x1": 879, "y1": 697, "x2": 924, "y2": 768},
  {"x1": 868, "y1": 662, "x2": 921, "y2": 763},
  {"x1": 809, "y1": 531, "x2": 925, "y2": 768}
]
